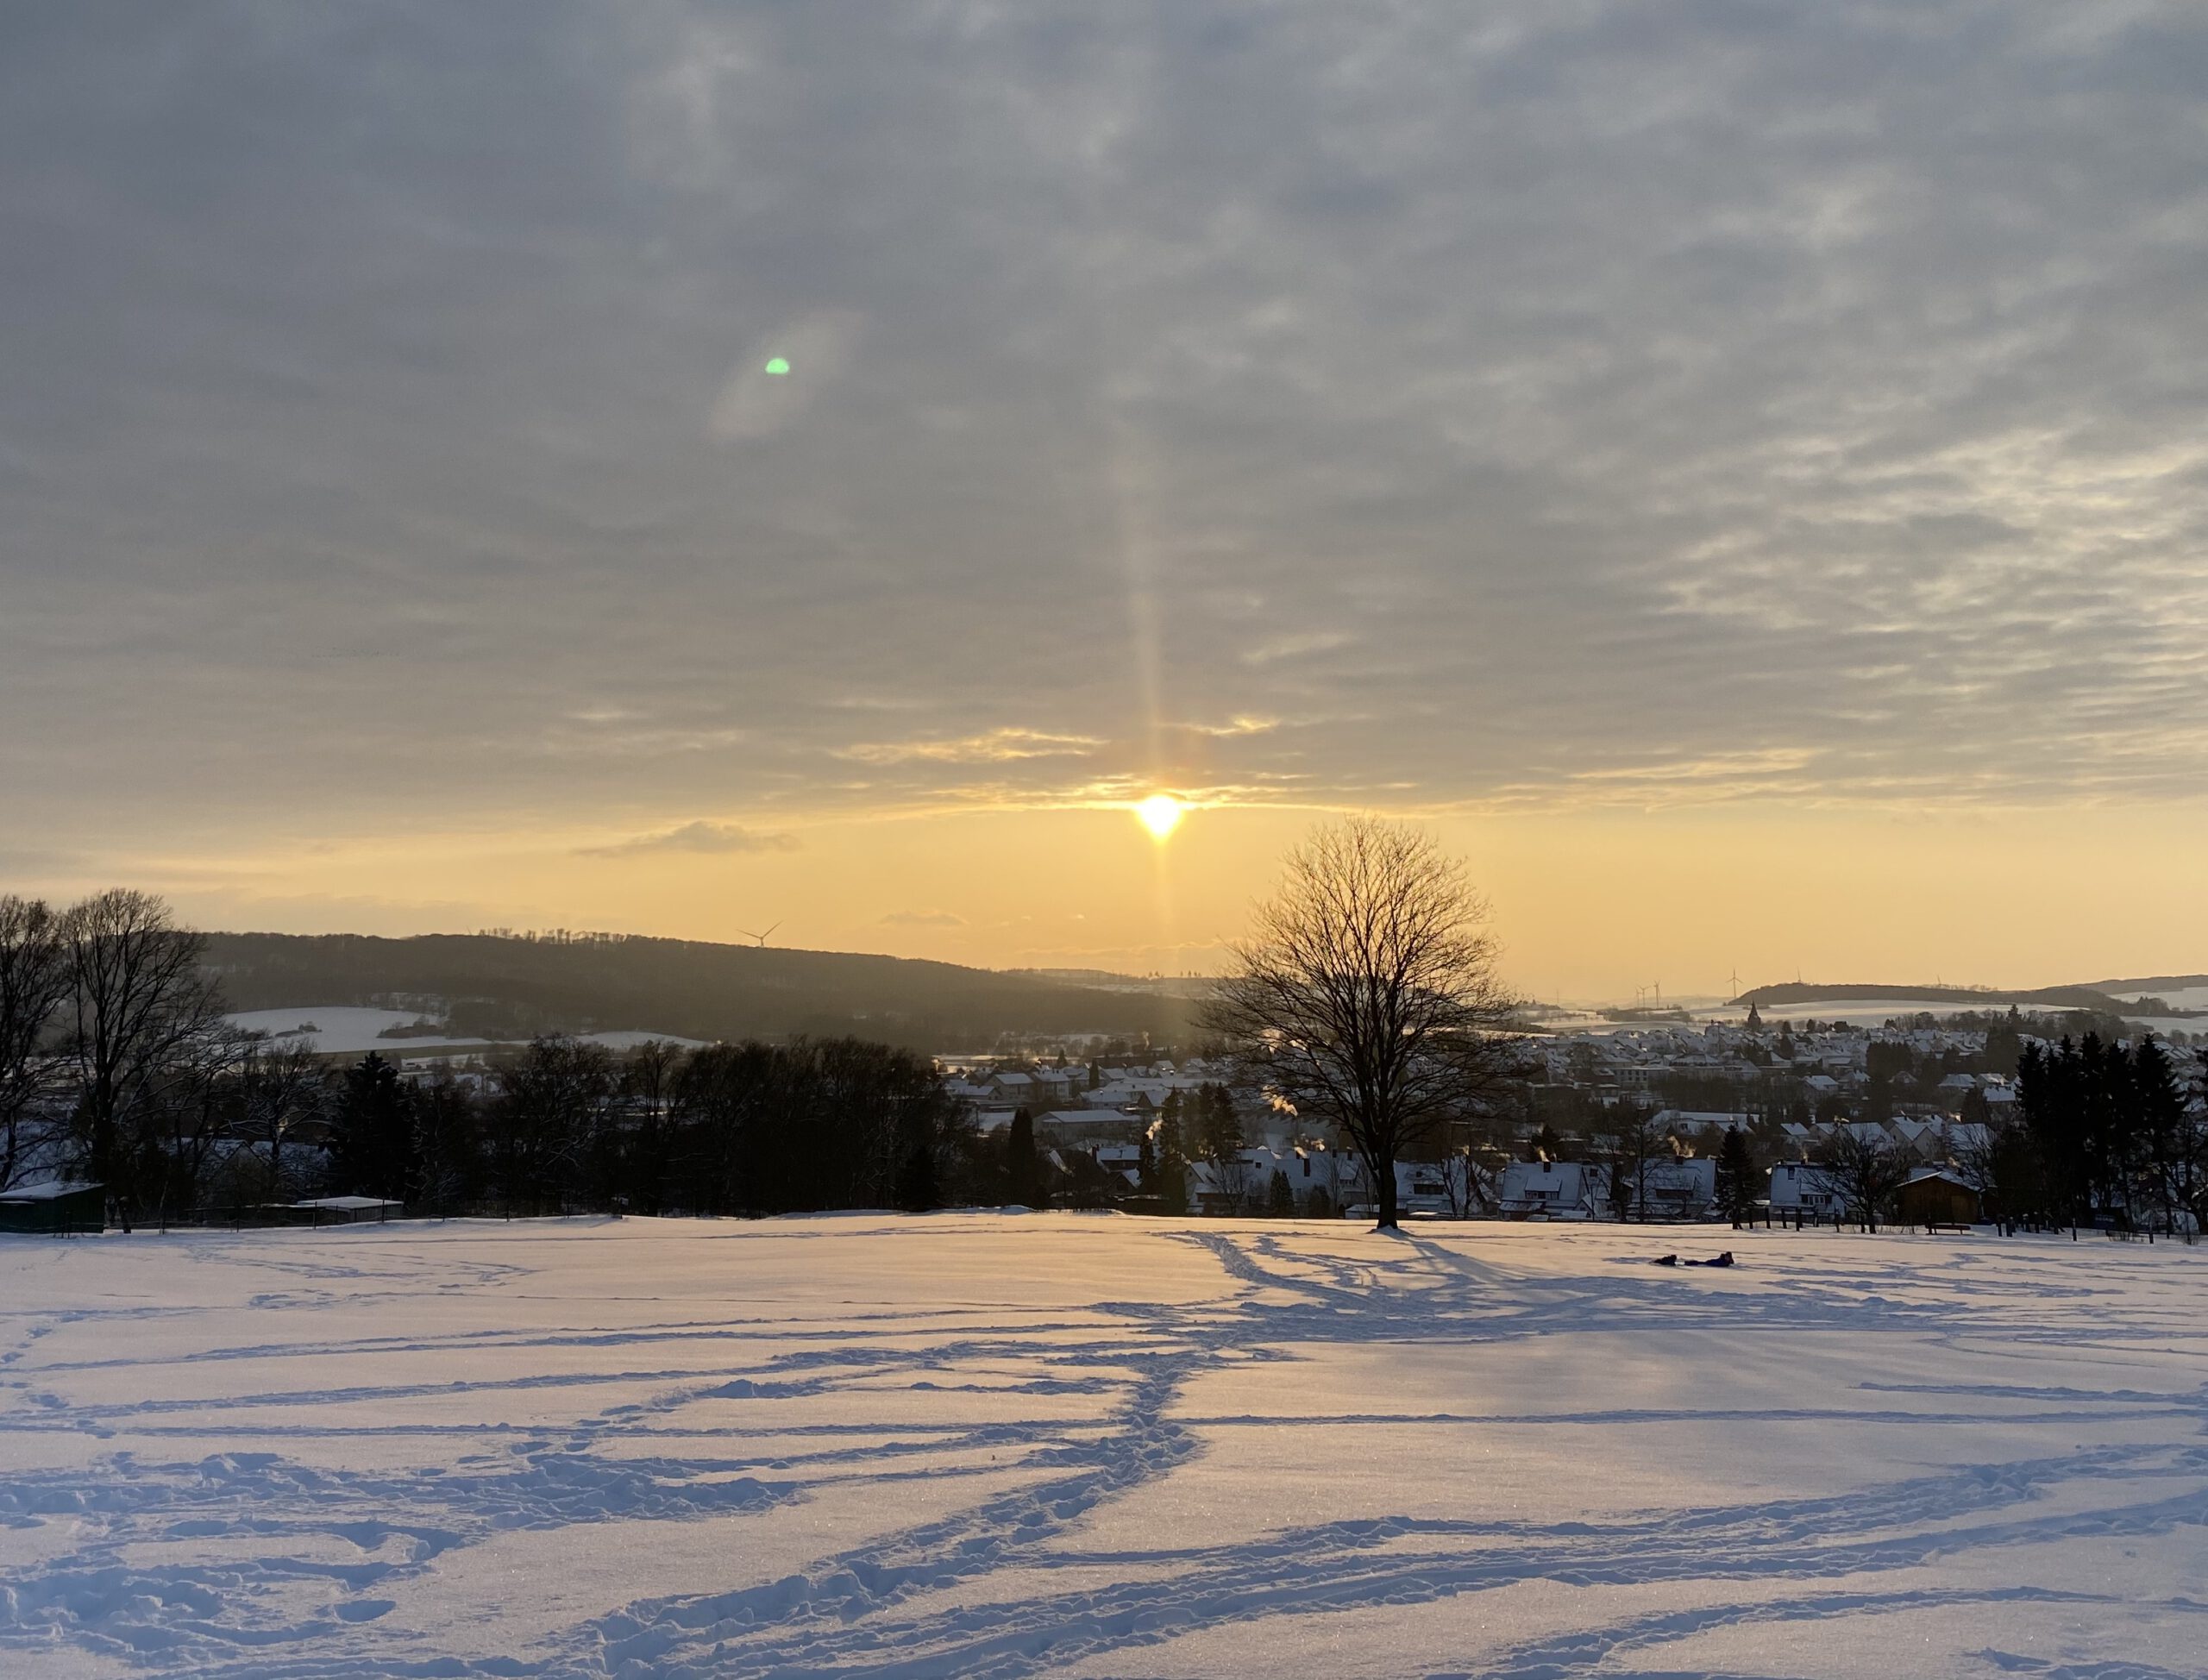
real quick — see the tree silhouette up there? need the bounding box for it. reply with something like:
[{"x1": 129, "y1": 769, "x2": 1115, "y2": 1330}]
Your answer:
[{"x1": 1201, "y1": 818, "x2": 1521, "y2": 1229}]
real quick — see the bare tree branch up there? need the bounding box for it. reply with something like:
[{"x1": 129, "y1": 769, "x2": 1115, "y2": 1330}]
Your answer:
[{"x1": 1200, "y1": 818, "x2": 1524, "y2": 1229}]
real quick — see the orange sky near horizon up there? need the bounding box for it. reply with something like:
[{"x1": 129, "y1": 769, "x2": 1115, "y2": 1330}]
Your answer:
[{"x1": 38, "y1": 796, "x2": 2203, "y2": 1005}]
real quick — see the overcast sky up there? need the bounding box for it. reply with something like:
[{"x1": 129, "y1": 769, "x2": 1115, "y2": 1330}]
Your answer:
[{"x1": 4, "y1": 3, "x2": 2205, "y2": 990}]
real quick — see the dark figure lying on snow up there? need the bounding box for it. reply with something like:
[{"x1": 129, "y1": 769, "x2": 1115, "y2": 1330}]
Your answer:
[{"x1": 1652, "y1": 1251, "x2": 1736, "y2": 1268}]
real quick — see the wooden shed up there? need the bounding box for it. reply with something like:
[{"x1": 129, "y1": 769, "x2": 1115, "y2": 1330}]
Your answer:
[
  {"x1": 1897, "y1": 1168, "x2": 1979, "y2": 1228},
  {"x1": 0, "y1": 1181, "x2": 104, "y2": 1235}
]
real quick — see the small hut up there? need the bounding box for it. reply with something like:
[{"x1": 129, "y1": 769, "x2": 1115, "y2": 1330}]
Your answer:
[
  {"x1": 0, "y1": 1181, "x2": 105, "y2": 1235},
  {"x1": 1897, "y1": 1167, "x2": 1979, "y2": 1228}
]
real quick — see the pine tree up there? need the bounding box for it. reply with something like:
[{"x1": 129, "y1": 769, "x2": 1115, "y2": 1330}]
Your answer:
[
  {"x1": 2133, "y1": 1037, "x2": 2191, "y2": 1234},
  {"x1": 1155, "y1": 1108, "x2": 1190, "y2": 1213},
  {"x1": 1985, "y1": 1006, "x2": 2024, "y2": 1077},
  {"x1": 332, "y1": 1051, "x2": 416, "y2": 1202},
  {"x1": 1005, "y1": 1107, "x2": 1042, "y2": 1207},
  {"x1": 895, "y1": 1138, "x2": 940, "y2": 1212},
  {"x1": 1714, "y1": 1125, "x2": 1756, "y2": 1227},
  {"x1": 1266, "y1": 1167, "x2": 1295, "y2": 1216}
]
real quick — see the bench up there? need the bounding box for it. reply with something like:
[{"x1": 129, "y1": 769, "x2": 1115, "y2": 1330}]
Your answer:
[{"x1": 1923, "y1": 1222, "x2": 1973, "y2": 1235}]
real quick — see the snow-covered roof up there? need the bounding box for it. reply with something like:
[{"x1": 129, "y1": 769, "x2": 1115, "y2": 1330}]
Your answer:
[
  {"x1": 292, "y1": 1196, "x2": 404, "y2": 1212},
  {"x1": 0, "y1": 1179, "x2": 98, "y2": 1203}
]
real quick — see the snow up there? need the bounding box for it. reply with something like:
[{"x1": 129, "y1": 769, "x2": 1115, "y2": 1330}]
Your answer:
[
  {"x1": 224, "y1": 1006, "x2": 497, "y2": 1056},
  {"x1": 290, "y1": 1197, "x2": 404, "y2": 1213},
  {"x1": 2109, "y1": 985, "x2": 2208, "y2": 1012},
  {"x1": 0, "y1": 1181, "x2": 96, "y2": 1204},
  {"x1": 2, "y1": 1216, "x2": 2204, "y2": 1677},
  {"x1": 223, "y1": 1008, "x2": 708, "y2": 1058}
]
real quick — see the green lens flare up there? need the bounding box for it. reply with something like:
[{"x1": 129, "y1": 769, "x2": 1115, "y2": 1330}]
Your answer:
[{"x1": 763, "y1": 357, "x2": 790, "y2": 375}]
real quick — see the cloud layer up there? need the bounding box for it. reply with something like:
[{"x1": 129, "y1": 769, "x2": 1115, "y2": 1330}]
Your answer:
[{"x1": 3, "y1": 1, "x2": 2205, "y2": 868}]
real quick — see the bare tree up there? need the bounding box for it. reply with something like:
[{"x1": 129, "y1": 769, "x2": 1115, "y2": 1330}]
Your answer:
[
  {"x1": 0, "y1": 896, "x2": 72, "y2": 1191},
  {"x1": 1817, "y1": 1125, "x2": 1914, "y2": 1233},
  {"x1": 237, "y1": 1036, "x2": 329, "y2": 1206},
  {"x1": 619, "y1": 1039, "x2": 687, "y2": 1214},
  {"x1": 489, "y1": 1035, "x2": 615, "y2": 1214},
  {"x1": 1421, "y1": 1117, "x2": 1507, "y2": 1219},
  {"x1": 1603, "y1": 1106, "x2": 1672, "y2": 1223},
  {"x1": 144, "y1": 1019, "x2": 257, "y2": 1227},
  {"x1": 62, "y1": 890, "x2": 228, "y2": 1228},
  {"x1": 1200, "y1": 818, "x2": 1521, "y2": 1230}
]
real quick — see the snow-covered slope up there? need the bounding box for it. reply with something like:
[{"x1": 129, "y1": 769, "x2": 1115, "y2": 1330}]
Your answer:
[
  {"x1": 224, "y1": 1007, "x2": 707, "y2": 1057},
  {"x1": 225, "y1": 1006, "x2": 499, "y2": 1056},
  {"x1": 1, "y1": 1216, "x2": 2203, "y2": 1676}
]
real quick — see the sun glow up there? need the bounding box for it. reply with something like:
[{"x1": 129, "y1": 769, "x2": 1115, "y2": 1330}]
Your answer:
[{"x1": 1135, "y1": 793, "x2": 1186, "y2": 840}]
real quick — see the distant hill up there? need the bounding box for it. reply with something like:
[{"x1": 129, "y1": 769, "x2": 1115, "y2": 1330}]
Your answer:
[
  {"x1": 201, "y1": 932, "x2": 1195, "y2": 1052},
  {"x1": 1732, "y1": 981, "x2": 2142, "y2": 1014},
  {"x1": 2086, "y1": 974, "x2": 2208, "y2": 997}
]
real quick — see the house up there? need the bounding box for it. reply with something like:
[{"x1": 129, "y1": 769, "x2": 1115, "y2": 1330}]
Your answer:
[
  {"x1": 1026, "y1": 1069, "x2": 1079, "y2": 1105},
  {"x1": 1652, "y1": 1112, "x2": 1753, "y2": 1148},
  {"x1": 1497, "y1": 1158, "x2": 1607, "y2": 1219},
  {"x1": 1190, "y1": 1144, "x2": 1363, "y2": 1214},
  {"x1": 1032, "y1": 1110, "x2": 1141, "y2": 1144},
  {"x1": 1395, "y1": 1159, "x2": 1455, "y2": 1215},
  {"x1": 1636, "y1": 1156, "x2": 1717, "y2": 1220},
  {"x1": 1092, "y1": 1143, "x2": 1144, "y2": 1189},
  {"x1": 1888, "y1": 1118, "x2": 1948, "y2": 1161},
  {"x1": 1768, "y1": 1161, "x2": 1844, "y2": 1222},
  {"x1": 1896, "y1": 1168, "x2": 1979, "y2": 1227}
]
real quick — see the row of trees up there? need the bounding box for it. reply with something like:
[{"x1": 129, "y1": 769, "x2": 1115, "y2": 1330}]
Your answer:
[
  {"x1": 1996, "y1": 1034, "x2": 2205, "y2": 1233},
  {"x1": 2, "y1": 891, "x2": 236, "y2": 1226},
  {"x1": 0, "y1": 889, "x2": 1007, "y2": 1224},
  {"x1": 330, "y1": 1035, "x2": 986, "y2": 1218}
]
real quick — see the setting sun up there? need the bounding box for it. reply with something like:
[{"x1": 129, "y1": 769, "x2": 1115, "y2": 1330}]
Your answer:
[{"x1": 1134, "y1": 793, "x2": 1186, "y2": 840}]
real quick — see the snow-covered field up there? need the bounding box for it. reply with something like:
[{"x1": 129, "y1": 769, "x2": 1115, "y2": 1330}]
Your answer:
[
  {"x1": 3, "y1": 1217, "x2": 2205, "y2": 1678},
  {"x1": 223, "y1": 1008, "x2": 706, "y2": 1058}
]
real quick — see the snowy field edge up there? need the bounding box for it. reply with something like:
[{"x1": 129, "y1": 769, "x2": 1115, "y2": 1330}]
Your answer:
[{"x1": 3, "y1": 1215, "x2": 2205, "y2": 1678}]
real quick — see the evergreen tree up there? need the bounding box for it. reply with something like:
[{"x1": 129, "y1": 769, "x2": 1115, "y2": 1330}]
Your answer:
[
  {"x1": 1145, "y1": 1101, "x2": 1190, "y2": 1213},
  {"x1": 1266, "y1": 1167, "x2": 1295, "y2": 1216},
  {"x1": 894, "y1": 1140, "x2": 940, "y2": 1212},
  {"x1": 1303, "y1": 1184, "x2": 1333, "y2": 1220},
  {"x1": 1005, "y1": 1107, "x2": 1043, "y2": 1207},
  {"x1": 891, "y1": 1085, "x2": 945, "y2": 1213},
  {"x1": 1985, "y1": 1007, "x2": 2023, "y2": 1078},
  {"x1": 332, "y1": 1051, "x2": 416, "y2": 1202},
  {"x1": 2017, "y1": 1040, "x2": 2068, "y2": 1224},
  {"x1": 1714, "y1": 1125, "x2": 1756, "y2": 1227},
  {"x1": 1195, "y1": 1084, "x2": 1247, "y2": 1208}
]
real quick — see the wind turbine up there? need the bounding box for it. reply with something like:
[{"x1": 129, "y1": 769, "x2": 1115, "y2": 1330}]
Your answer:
[{"x1": 737, "y1": 921, "x2": 781, "y2": 949}]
